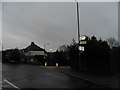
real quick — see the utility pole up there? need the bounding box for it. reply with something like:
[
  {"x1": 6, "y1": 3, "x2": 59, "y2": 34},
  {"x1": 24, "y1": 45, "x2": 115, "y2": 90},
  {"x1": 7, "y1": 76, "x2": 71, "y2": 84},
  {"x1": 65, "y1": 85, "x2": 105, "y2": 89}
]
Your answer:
[
  {"x1": 75, "y1": 0, "x2": 80, "y2": 43},
  {"x1": 75, "y1": 0, "x2": 81, "y2": 71},
  {"x1": 50, "y1": 49, "x2": 52, "y2": 66}
]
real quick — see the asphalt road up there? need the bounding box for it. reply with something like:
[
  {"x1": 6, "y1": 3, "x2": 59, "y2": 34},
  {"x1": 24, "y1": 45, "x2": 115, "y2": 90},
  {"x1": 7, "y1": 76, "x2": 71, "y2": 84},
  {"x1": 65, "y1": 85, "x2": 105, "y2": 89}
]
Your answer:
[{"x1": 2, "y1": 64, "x2": 106, "y2": 89}]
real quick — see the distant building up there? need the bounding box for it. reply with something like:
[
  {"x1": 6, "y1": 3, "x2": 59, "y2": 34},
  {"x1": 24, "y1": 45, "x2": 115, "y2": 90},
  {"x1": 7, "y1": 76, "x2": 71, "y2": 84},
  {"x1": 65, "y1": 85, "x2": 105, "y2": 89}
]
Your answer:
[
  {"x1": 2, "y1": 42, "x2": 47, "y2": 65},
  {"x1": 22, "y1": 42, "x2": 47, "y2": 64},
  {"x1": 24, "y1": 42, "x2": 46, "y2": 56}
]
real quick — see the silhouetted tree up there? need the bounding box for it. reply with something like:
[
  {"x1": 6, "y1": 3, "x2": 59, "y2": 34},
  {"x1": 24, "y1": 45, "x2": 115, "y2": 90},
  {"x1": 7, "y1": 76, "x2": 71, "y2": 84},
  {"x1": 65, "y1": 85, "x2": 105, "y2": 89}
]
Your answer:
[
  {"x1": 2, "y1": 51, "x2": 8, "y2": 63},
  {"x1": 10, "y1": 48, "x2": 21, "y2": 63},
  {"x1": 111, "y1": 46, "x2": 120, "y2": 72},
  {"x1": 83, "y1": 36, "x2": 111, "y2": 72},
  {"x1": 54, "y1": 50, "x2": 69, "y2": 66},
  {"x1": 58, "y1": 45, "x2": 68, "y2": 52},
  {"x1": 68, "y1": 39, "x2": 79, "y2": 70},
  {"x1": 67, "y1": 36, "x2": 111, "y2": 72},
  {"x1": 107, "y1": 37, "x2": 120, "y2": 48}
]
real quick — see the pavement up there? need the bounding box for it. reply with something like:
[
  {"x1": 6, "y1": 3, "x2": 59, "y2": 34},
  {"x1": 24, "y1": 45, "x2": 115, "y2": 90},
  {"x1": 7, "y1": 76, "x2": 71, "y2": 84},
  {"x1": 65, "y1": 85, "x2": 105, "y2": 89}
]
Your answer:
[{"x1": 59, "y1": 67, "x2": 119, "y2": 88}]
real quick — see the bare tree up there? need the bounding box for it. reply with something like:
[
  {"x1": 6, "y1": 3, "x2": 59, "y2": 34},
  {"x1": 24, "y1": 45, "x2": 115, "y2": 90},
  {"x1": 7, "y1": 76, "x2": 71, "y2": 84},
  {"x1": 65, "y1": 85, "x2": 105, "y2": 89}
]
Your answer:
[
  {"x1": 107, "y1": 37, "x2": 120, "y2": 48},
  {"x1": 58, "y1": 45, "x2": 68, "y2": 52}
]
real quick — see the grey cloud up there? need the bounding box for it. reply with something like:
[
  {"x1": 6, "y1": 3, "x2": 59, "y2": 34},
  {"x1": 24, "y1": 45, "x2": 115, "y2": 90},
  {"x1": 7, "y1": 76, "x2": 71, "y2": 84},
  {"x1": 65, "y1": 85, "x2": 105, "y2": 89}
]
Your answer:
[
  {"x1": 79, "y1": 2, "x2": 118, "y2": 40},
  {"x1": 2, "y1": 2, "x2": 118, "y2": 51}
]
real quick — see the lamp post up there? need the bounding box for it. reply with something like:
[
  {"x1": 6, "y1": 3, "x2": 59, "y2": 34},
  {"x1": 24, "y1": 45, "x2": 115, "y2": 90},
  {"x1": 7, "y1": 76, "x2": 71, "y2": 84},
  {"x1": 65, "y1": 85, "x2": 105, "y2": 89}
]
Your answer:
[
  {"x1": 44, "y1": 43, "x2": 49, "y2": 57},
  {"x1": 50, "y1": 49, "x2": 52, "y2": 66},
  {"x1": 44, "y1": 43, "x2": 49, "y2": 50},
  {"x1": 75, "y1": 0, "x2": 81, "y2": 71},
  {"x1": 44, "y1": 43, "x2": 49, "y2": 66}
]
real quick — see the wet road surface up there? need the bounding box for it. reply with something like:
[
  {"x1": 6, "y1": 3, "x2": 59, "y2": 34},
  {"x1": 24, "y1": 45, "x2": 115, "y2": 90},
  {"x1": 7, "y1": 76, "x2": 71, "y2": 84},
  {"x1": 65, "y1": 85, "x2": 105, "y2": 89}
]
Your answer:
[{"x1": 2, "y1": 64, "x2": 106, "y2": 89}]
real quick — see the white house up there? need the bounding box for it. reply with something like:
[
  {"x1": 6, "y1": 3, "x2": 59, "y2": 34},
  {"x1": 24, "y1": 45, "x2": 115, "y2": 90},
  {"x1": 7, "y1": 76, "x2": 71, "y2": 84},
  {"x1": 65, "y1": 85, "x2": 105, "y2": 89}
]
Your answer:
[{"x1": 23, "y1": 42, "x2": 47, "y2": 64}]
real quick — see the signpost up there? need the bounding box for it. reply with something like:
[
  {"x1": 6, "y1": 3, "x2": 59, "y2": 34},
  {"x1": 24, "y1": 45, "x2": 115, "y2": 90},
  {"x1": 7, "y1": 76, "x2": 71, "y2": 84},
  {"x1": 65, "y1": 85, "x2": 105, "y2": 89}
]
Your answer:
[
  {"x1": 79, "y1": 46, "x2": 84, "y2": 53},
  {"x1": 80, "y1": 36, "x2": 86, "y2": 41},
  {"x1": 79, "y1": 36, "x2": 87, "y2": 53},
  {"x1": 79, "y1": 46, "x2": 84, "y2": 51},
  {"x1": 80, "y1": 41, "x2": 87, "y2": 44}
]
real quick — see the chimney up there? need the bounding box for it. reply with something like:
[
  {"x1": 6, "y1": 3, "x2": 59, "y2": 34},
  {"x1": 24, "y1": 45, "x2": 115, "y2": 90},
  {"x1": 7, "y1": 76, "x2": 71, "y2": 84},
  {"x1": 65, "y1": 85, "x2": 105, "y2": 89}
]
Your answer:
[{"x1": 31, "y1": 42, "x2": 34, "y2": 45}]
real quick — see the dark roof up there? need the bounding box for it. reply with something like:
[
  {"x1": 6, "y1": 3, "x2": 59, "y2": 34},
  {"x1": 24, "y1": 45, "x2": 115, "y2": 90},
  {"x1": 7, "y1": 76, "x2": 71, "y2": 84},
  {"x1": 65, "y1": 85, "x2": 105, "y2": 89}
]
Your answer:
[
  {"x1": 24, "y1": 42, "x2": 45, "y2": 51},
  {"x1": 5, "y1": 49, "x2": 14, "y2": 51}
]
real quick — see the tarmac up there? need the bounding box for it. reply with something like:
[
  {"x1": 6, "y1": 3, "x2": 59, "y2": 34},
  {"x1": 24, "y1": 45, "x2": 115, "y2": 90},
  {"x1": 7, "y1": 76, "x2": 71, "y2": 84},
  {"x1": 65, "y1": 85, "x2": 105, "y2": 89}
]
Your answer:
[{"x1": 60, "y1": 67, "x2": 119, "y2": 88}]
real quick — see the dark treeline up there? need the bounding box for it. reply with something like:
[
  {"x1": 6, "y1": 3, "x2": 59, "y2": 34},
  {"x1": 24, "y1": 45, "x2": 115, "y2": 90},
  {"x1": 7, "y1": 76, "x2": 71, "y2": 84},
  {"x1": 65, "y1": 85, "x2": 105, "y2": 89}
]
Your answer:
[
  {"x1": 80, "y1": 36, "x2": 111, "y2": 72},
  {"x1": 67, "y1": 36, "x2": 120, "y2": 73},
  {"x1": 2, "y1": 35, "x2": 120, "y2": 73},
  {"x1": 2, "y1": 48, "x2": 21, "y2": 63},
  {"x1": 45, "y1": 51, "x2": 69, "y2": 66}
]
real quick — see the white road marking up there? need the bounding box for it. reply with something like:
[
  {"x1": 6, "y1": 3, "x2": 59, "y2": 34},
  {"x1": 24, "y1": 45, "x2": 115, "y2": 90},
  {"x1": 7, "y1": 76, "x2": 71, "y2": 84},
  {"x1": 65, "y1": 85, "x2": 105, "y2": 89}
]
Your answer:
[{"x1": 4, "y1": 79, "x2": 20, "y2": 90}]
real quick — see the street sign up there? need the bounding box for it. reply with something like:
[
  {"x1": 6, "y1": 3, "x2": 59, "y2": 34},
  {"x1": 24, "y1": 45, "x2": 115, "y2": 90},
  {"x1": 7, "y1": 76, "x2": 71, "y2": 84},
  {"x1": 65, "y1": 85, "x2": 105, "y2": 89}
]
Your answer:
[
  {"x1": 79, "y1": 46, "x2": 84, "y2": 51},
  {"x1": 80, "y1": 36, "x2": 86, "y2": 41},
  {"x1": 80, "y1": 41, "x2": 87, "y2": 44}
]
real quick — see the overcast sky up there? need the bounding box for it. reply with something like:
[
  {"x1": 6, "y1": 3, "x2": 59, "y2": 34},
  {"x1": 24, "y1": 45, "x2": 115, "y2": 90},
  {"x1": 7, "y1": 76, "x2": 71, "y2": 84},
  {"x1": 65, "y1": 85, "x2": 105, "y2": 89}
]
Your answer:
[
  {"x1": 2, "y1": 2, "x2": 118, "y2": 51},
  {"x1": 0, "y1": 1, "x2": 2, "y2": 50}
]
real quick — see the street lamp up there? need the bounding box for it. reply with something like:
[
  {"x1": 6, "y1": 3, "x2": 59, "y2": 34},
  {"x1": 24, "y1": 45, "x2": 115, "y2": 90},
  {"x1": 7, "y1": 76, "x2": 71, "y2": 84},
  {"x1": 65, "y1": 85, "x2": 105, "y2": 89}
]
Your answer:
[
  {"x1": 44, "y1": 43, "x2": 49, "y2": 51},
  {"x1": 50, "y1": 49, "x2": 52, "y2": 66},
  {"x1": 75, "y1": 0, "x2": 81, "y2": 70},
  {"x1": 44, "y1": 43, "x2": 49, "y2": 57},
  {"x1": 44, "y1": 43, "x2": 49, "y2": 66},
  {"x1": 50, "y1": 49, "x2": 52, "y2": 52}
]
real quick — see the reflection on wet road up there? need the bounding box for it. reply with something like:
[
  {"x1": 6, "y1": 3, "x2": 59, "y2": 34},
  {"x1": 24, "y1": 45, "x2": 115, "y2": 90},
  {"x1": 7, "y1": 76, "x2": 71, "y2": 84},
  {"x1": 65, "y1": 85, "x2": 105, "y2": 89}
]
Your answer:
[{"x1": 2, "y1": 64, "x2": 105, "y2": 89}]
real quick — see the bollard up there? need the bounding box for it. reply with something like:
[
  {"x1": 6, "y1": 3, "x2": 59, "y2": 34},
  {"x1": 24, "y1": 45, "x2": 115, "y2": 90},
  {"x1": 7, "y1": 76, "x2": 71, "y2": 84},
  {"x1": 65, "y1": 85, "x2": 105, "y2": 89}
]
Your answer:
[
  {"x1": 45, "y1": 62, "x2": 47, "y2": 66},
  {"x1": 56, "y1": 63, "x2": 58, "y2": 67}
]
